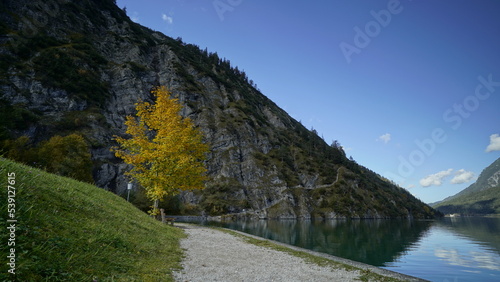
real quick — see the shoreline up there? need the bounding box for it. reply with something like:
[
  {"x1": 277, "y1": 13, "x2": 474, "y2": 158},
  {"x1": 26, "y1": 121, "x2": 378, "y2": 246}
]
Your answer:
[
  {"x1": 225, "y1": 228, "x2": 426, "y2": 282},
  {"x1": 174, "y1": 223, "x2": 427, "y2": 281}
]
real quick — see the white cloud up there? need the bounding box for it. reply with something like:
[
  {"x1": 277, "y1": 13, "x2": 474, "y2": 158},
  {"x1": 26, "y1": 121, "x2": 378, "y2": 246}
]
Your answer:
[
  {"x1": 435, "y1": 248, "x2": 468, "y2": 267},
  {"x1": 451, "y1": 169, "x2": 475, "y2": 184},
  {"x1": 420, "y1": 169, "x2": 453, "y2": 187},
  {"x1": 377, "y1": 133, "x2": 391, "y2": 144},
  {"x1": 486, "y1": 133, "x2": 500, "y2": 152},
  {"x1": 435, "y1": 249, "x2": 500, "y2": 271},
  {"x1": 162, "y1": 13, "x2": 173, "y2": 24}
]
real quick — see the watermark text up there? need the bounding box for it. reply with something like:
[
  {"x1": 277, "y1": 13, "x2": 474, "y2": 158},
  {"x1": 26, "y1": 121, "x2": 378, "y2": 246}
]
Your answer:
[
  {"x1": 6, "y1": 172, "x2": 17, "y2": 275},
  {"x1": 387, "y1": 74, "x2": 499, "y2": 183},
  {"x1": 339, "y1": 0, "x2": 405, "y2": 64},
  {"x1": 213, "y1": 0, "x2": 243, "y2": 21}
]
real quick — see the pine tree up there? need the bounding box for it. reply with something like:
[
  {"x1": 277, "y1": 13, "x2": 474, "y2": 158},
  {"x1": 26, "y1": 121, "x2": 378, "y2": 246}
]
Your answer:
[{"x1": 112, "y1": 86, "x2": 209, "y2": 215}]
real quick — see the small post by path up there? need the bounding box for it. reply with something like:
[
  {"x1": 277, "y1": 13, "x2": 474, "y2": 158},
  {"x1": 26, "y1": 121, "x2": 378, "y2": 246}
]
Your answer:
[
  {"x1": 126, "y1": 183, "x2": 132, "y2": 202},
  {"x1": 160, "y1": 208, "x2": 166, "y2": 224}
]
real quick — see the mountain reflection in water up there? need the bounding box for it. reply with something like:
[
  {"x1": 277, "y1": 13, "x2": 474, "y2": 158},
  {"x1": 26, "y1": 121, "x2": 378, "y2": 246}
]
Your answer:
[
  {"x1": 196, "y1": 217, "x2": 500, "y2": 281},
  {"x1": 207, "y1": 219, "x2": 432, "y2": 266}
]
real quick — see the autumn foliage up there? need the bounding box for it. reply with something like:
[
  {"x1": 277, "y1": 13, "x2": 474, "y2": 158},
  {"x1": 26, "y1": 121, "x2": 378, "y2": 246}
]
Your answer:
[
  {"x1": 1, "y1": 134, "x2": 93, "y2": 183},
  {"x1": 112, "y1": 86, "x2": 208, "y2": 214}
]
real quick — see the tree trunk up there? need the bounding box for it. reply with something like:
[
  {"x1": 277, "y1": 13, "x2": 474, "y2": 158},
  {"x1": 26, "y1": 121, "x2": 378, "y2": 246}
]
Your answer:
[{"x1": 153, "y1": 199, "x2": 159, "y2": 219}]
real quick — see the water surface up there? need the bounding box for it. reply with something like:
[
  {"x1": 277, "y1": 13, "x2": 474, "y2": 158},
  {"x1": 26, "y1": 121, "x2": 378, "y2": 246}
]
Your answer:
[{"x1": 191, "y1": 217, "x2": 500, "y2": 281}]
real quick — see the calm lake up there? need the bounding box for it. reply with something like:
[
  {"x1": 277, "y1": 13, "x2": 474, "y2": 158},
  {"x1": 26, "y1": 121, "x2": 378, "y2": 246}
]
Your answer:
[{"x1": 192, "y1": 217, "x2": 500, "y2": 281}]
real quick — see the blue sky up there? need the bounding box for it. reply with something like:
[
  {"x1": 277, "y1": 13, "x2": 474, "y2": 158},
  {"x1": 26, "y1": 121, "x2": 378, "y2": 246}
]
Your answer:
[{"x1": 116, "y1": 0, "x2": 500, "y2": 203}]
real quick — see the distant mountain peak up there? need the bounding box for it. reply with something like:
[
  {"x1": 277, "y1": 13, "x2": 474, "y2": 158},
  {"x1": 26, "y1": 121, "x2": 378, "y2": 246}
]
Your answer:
[{"x1": 433, "y1": 157, "x2": 500, "y2": 215}]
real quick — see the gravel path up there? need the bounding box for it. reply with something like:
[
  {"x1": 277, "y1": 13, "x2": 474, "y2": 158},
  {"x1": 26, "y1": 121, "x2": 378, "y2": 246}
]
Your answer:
[{"x1": 173, "y1": 224, "x2": 366, "y2": 282}]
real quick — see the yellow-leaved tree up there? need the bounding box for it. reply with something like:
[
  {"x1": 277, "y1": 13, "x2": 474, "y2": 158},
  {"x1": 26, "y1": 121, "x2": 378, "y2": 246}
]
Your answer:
[{"x1": 112, "y1": 86, "x2": 209, "y2": 215}]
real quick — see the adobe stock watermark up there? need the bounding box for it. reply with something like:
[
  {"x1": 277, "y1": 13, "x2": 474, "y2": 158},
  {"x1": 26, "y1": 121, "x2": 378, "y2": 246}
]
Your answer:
[
  {"x1": 387, "y1": 74, "x2": 500, "y2": 184},
  {"x1": 213, "y1": 0, "x2": 243, "y2": 21},
  {"x1": 339, "y1": 0, "x2": 408, "y2": 64},
  {"x1": 6, "y1": 172, "x2": 17, "y2": 276}
]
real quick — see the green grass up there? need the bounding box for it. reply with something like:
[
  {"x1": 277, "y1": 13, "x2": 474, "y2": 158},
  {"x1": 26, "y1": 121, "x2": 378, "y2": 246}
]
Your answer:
[
  {"x1": 0, "y1": 158, "x2": 185, "y2": 281},
  {"x1": 217, "y1": 228, "x2": 402, "y2": 282}
]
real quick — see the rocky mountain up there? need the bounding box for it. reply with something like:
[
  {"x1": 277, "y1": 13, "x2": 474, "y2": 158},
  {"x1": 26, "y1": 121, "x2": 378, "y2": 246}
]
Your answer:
[
  {"x1": 433, "y1": 157, "x2": 500, "y2": 215},
  {"x1": 0, "y1": 0, "x2": 439, "y2": 219}
]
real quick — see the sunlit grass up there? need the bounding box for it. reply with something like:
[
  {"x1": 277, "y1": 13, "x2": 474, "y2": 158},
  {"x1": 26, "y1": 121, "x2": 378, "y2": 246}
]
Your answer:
[{"x1": 0, "y1": 158, "x2": 185, "y2": 281}]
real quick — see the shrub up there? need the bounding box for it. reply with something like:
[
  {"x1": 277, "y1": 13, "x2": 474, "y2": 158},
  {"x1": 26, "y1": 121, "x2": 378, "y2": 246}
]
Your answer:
[
  {"x1": 1, "y1": 134, "x2": 93, "y2": 183},
  {"x1": 37, "y1": 134, "x2": 93, "y2": 183}
]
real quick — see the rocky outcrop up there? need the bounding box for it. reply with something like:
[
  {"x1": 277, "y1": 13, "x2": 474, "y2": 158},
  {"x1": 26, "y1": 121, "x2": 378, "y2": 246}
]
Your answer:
[
  {"x1": 487, "y1": 170, "x2": 500, "y2": 188},
  {"x1": 0, "y1": 0, "x2": 440, "y2": 219}
]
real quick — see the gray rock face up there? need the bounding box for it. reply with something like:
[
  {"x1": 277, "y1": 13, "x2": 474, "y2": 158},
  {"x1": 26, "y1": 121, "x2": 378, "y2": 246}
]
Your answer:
[
  {"x1": 487, "y1": 170, "x2": 500, "y2": 188},
  {"x1": 0, "y1": 0, "x2": 439, "y2": 219}
]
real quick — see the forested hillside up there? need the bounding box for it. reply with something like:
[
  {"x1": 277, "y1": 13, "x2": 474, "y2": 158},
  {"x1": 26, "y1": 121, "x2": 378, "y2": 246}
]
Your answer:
[
  {"x1": 0, "y1": 0, "x2": 439, "y2": 219},
  {"x1": 433, "y1": 158, "x2": 500, "y2": 215}
]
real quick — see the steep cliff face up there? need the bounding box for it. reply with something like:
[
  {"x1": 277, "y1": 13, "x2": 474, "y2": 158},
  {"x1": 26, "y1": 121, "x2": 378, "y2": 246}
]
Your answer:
[{"x1": 0, "y1": 0, "x2": 439, "y2": 218}]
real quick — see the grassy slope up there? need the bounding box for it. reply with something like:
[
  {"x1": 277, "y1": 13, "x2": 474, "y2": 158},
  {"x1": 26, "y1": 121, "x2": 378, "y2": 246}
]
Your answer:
[{"x1": 0, "y1": 158, "x2": 185, "y2": 281}]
